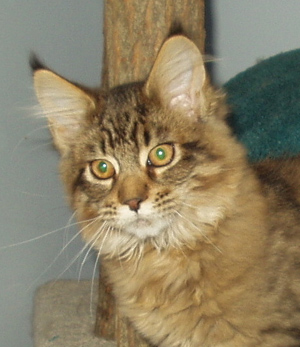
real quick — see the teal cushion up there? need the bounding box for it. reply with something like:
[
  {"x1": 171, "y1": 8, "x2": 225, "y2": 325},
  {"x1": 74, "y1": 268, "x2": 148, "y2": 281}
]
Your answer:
[{"x1": 224, "y1": 49, "x2": 300, "y2": 162}]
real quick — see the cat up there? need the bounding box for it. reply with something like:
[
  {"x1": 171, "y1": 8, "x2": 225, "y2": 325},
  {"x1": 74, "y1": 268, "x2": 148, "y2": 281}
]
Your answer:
[{"x1": 32, "y1": 36, "x2": 300, "y2": 346}]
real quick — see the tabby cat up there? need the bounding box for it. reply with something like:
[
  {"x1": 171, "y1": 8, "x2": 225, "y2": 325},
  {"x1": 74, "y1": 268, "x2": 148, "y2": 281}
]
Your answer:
[{"x1": 32, "y1": 36, "x2": 300, "y2": 346}]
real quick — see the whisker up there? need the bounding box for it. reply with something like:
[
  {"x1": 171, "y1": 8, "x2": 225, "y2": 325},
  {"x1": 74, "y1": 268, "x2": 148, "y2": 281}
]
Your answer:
[
  {"x1": 180, "y1": 202, "x2": 200, "y2": 209},
  {"x1": 20, "y1": 216, "x2": 100, "y2": 293},
  {"x1": 24, "y1": 226, "x2": 84, "y2": 293},
  {"x1": 0, "y1": 218, "x2": 84, "y2": 250},
  {"x1": 87, "y1": 223, "x2": 112, "y2": 314},
  {"x1": 23, "y1": 140, "x2": 54, "y2": 155},
  {"x1": 174, "y1": 209, "x2": 222, "y2": 254},
  {"x1": 52, "y1": 217, "x2": 102, "y2": 281},
  {"x1": 97, "y1": 222, "x2": 112, "y2": 256},
  {"x1": 77, "y1": 220, "x2": 106, "y2": 279},
  {"x1": 166, "y1": 216, "x2": 187, "y2": 255},
  {"x1": 63, "y1": 211, "x2": 78, "y2": 262},
  {"x1": 11, "y1": 124, "x2": 50, "y2": 155},
  {"x1": 18, "y1": 190, "x2": 55, "y2": 198}
]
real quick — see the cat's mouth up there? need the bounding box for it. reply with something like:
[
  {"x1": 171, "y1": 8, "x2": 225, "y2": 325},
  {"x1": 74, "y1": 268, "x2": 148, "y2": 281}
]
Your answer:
[
  {"x1": 132, "y1": 218, "x2": 152, "y2": 228},
  {"x1": 122, "y1": 215, "x2": 167, "y2": 239}
]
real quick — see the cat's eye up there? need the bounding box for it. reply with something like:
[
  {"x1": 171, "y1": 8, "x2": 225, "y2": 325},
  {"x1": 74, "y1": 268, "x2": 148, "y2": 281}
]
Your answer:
[
  {"x1": 90, "y1": 159, "x2": 115, "y2": 179},
  {"x1": 147, "y1": 143, "x2": 175, "y2": 167}
]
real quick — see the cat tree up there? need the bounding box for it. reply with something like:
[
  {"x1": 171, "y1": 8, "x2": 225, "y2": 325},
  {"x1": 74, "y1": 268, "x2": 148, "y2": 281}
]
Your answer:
[{"x1": 95, "y1": 1, "x2": 205, "y2": 345}]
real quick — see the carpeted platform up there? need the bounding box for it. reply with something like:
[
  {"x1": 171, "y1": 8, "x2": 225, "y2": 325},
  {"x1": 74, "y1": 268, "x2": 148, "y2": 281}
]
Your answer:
[{"x1": 33, "y1": 280, "x2": 116, "y2": 347}]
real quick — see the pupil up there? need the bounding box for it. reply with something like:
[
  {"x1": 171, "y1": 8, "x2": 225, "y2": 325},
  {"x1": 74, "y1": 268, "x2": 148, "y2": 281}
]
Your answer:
[
  {"x1": 156, "y1": 148, "x2": 166, "y2": 160},
  {"x1": 99, "y1": 161, "x2": 107, "y2": 173}
]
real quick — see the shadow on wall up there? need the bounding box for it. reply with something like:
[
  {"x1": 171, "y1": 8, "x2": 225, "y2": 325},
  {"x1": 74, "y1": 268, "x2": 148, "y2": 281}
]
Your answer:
[{"x1": 204, "y1": 0, "x2": 216, "y2": 82}]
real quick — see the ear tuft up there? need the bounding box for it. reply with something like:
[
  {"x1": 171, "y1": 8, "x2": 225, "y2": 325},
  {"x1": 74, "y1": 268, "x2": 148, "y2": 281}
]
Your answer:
[
  {"x1": 145, "y1": 36, "x2": 206, "y2": 119},
  {"x1": 33, "y1": 69, "x2": 95, "y2": 155},
  {"x1": 29, "y1": 53, "x2": 47, "y2": 72}
]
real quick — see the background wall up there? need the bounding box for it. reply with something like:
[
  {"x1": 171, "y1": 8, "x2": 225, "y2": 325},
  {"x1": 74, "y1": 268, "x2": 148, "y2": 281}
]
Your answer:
[
  {"x1": 209, "y1": 1, "x2": 300, "y2": 85},
  {"x1": 0, "y1": 2, "x2": 103, "y2": 347},
  {"x1": 1, "y1": 1, "x2": 300, "y2": 346}
]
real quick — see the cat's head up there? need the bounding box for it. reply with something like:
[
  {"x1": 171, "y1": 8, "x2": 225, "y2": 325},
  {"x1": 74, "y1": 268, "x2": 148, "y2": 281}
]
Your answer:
[{"x1": 32, "y1": 36, "x2": 245, "y2": 257}]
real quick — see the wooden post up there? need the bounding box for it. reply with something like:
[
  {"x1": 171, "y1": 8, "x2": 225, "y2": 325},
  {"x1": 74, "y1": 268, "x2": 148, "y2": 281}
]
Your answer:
[
  {"x1": 101, "y1": 0, "x2": 205, "y2": 89},
  {"x1": 95, "y1": 1, "x2": 205, "y2": 345}
]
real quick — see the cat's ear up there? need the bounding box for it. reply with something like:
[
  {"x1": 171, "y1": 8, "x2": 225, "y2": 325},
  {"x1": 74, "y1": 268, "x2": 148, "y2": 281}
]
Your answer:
[
  {"x1": 33, "y1": 69, "x2": 95, "y2": 154},
  {"x1": 145, "y1": 36, "x2": 206, "y2": 120}
]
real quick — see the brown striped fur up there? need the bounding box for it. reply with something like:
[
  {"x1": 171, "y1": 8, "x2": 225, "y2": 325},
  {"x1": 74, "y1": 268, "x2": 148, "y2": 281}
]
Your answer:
[{"x1": 32, "y1": 36, "x2": 300, "y2": 346}]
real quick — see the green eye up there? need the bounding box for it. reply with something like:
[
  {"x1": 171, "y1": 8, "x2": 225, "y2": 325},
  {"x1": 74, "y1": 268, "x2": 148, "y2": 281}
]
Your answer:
[
  {"x1": 99, "y1": 161, "x2": 108, "y2": 173},
  {"x1": 90, "y1": 159, "x2": 115, "y2": 179},
  {"x1": 148, "y1": 143, "x2": 174, "y2": 167},
  {"x1": 156, "y1": 148, "x2": 166, "y2": 160}
]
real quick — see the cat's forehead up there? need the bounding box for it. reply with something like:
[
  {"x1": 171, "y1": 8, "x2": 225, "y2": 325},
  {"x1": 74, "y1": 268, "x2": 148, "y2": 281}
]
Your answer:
[
  {"x1": 95, "y1": 85, "x2": 169, "y2": 151},
  {"x1": 103, "y1": 83, "x2": 149, "y2": 123},
  {"x1": 82, "y1": 84, "x2": 201, "y2": 163}
]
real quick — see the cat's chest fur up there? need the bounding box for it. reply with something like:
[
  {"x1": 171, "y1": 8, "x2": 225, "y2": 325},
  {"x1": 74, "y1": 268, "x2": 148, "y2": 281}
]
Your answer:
[
  {"x1": 103, "y1": 215, "x2": 268, "y2": 346},
  {"x1": 103, "y1": 160, "x2": 300, "y2": 347},
  {"x1": 104, "y1": 248, "x2": 226, "y2": 346}
]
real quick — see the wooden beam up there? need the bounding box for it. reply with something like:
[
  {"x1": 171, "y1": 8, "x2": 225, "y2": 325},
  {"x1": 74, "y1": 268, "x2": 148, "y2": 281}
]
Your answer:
[{"x1": 95, "y1": 1, "x2": 205, "y2": 345}]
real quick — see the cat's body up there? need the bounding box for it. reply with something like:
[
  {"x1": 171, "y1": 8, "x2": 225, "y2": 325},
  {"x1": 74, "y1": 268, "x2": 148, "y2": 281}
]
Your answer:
[
  {"x1": 32, "y1": 37, "x2": 300, "y2": 346},
  {"x1": 100, "y1": 158, "x2": 300, "y2": 347}
]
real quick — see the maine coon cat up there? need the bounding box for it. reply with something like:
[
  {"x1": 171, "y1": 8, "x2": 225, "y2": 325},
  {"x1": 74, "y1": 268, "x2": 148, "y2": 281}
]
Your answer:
[{"x1": 32, "y1": 36, "x2": 300, "y2": 346}]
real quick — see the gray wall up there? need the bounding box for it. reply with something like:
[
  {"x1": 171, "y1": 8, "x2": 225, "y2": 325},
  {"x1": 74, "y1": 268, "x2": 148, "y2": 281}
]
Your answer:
[
  {"x1": 0, "y1": 2, "x2": 103, "y2": 347},
  {"x1": 1, "y1": 1, "x2": 300, "y2": 346},
  {"x1": 211, "y1": 0, "x2": 300, "y2": 85}
]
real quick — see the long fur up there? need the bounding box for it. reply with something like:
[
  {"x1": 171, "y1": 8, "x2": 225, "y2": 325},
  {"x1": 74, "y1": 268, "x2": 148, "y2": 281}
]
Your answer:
[{"x1": 32, "y1": 36, "x2": 300, "y2": 346}]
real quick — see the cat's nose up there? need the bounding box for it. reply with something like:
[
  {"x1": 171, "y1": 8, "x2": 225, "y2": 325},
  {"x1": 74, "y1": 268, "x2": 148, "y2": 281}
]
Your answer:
[
  {"x1": 118, "y1": 174, "x2": 149, "y2": 211},
  {"x1": 124, "y1": 198, "x2": 143, "y2": 212}
]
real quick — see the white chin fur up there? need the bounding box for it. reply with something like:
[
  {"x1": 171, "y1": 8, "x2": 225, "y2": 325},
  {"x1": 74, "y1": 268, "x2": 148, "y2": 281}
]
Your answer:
[
  {"x1": 125, "y1": 218, "x2": 167, "y2": 239},
  {"x1": 118, "y1": 203, "x2": 168, "y2": 239}
]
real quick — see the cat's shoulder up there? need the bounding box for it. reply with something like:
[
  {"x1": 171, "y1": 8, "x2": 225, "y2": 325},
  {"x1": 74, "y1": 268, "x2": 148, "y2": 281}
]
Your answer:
[{"x1": 253, "y1": 155, "x2": 300, "y2": 218}]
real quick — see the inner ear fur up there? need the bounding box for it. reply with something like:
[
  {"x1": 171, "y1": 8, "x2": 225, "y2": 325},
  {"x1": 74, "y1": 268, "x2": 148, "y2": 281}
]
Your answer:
[
  {"x1": 33, "y1": 69, "x2": 96, "y2": 154},
  {"x1": 145, "y1": 35, "x2": 206, "y2": 119}
]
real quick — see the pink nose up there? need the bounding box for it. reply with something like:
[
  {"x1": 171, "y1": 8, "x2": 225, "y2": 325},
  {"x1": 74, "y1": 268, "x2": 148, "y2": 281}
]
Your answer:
[{"x1": 124, "y1": 198, "x2": 142, "y2": 212}]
